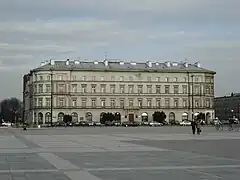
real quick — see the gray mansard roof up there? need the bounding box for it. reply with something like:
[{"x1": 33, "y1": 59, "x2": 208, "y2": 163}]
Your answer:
[{"x1": 32, "y1": 59, "x2": 216, "y2": 74}]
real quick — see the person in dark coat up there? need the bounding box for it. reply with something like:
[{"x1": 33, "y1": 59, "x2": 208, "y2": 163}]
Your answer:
[{"x1": 191, "y1": 120, "x2": 196, "y2": 135}]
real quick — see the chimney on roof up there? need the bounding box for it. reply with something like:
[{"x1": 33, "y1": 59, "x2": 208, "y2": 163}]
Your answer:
[
  {"x1": 195, "y1": 62, "x2": 200, "y2": 68},
  {"x1": 50, "y1": 59, "x2": 55, "y2": 65},
  {"x1": 184, "y1": 62, "x2": 188, "y2": 68},
  {"x1": 104, "y1": 60, "x2": 108, "y2": 66},
  {"x1": 147, "y1": 61, "x2": 152, "y2": 68},
  {"x1": 165, "y1": 61, "x2": 171, "y2": 67},
  {"x1": 66, "y1": 59, "x2": 70, "y2": 65}
]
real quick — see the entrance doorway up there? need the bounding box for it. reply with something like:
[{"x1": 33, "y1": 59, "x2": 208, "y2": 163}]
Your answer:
[{"x1": 128, "y1": 114, "x2": 134, "y2": 122}]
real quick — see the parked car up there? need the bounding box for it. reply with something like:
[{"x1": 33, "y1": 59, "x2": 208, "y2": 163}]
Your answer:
[
  {"x1": 180, "y1": 121, "x2": 191, "y2": 126},
  {"x1": 149, "y1": 121, "x2": 163, "y2": 127},
  {"x1": 122, "y1": 121, "x2": 140, "y2": 127}
]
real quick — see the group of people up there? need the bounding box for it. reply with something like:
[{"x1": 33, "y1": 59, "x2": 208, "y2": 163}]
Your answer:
[{"x1": 191, "y1": 120, "x2": 202, "y2": 135}]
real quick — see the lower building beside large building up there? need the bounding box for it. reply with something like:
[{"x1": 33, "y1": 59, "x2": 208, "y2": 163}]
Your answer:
[
  {"x1": 23, "y1": 59, "x2": 215, "y2": 125},
  {"x1": 214, "y1": 93, "x2": 240, "y2": 120}
]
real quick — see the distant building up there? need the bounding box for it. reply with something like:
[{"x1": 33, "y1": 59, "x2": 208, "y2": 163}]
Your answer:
[
  {"x1": 23, "y1": 59, "x2": 215, "y2": 125},
  {"x1": 214, "y1": 93, "x2": 240, "y2": 120}
]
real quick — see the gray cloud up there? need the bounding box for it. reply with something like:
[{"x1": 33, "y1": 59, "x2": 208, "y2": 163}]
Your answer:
[{"x1": 0, "y1": 0, "x2": 239, "y2": 99}]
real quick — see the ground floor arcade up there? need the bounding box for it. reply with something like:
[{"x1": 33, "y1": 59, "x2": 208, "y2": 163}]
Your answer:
[{"x1": 24, "y1": 108, "x2": 214, "y2": 125}]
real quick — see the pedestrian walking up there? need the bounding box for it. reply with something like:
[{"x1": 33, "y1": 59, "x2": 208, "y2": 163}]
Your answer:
[
  {"x1": 191, "y1": 120, "x2": 196, "y2": 135},
  {"x1": 196, "y1": 120, "x2": 201, "y2": 135}
]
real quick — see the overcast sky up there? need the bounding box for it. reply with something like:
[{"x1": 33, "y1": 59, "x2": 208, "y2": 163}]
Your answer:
[{"x1": 0, "y1": 0, "x2": 239, "y2": 100}]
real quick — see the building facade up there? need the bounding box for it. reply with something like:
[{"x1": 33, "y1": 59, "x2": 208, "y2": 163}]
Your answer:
[
  {"x1": 214, "y1": 93, "x2": 240, "y2": 120},
  {"x1": 23, "y1": 59, "x2": 215, "y2": 125}
]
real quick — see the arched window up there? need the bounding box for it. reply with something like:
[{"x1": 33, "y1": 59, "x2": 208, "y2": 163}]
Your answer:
[
  {"x1": 38, "y1": 112, "x2": 43, "y2": 125},
  {"x1": 86, "y1": 112, "x2": 92, "y2": 122},
  {"x1": 141, "y1": 112, "x2": 148, "y2": 122},
  {"x1": 58, "y1": 112, "x2": 64, "y2": 121},
  {"x1": 169, "y1": 112, "x2": 175, "y2": 122},
  {"x1": 182, "y1": 112, "x2": 188, "y2": 121},
  {"x1": 72, "y1": 112, "x2": 78, "y2": 123},
  {"x1": 45, "y1": 112, "x2": 51, "y2": 124}
]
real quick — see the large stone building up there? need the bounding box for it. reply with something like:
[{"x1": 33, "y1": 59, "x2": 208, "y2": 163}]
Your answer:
[
  {"x1": 23, "y1": 59, "x2": 215, "y2": 125},
  {"x1": 214, "y1": 93, "x2": 240, "y2": 120}
]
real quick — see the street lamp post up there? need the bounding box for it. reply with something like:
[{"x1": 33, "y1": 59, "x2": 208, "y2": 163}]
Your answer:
[
  {"x1": 231, "y1": 109, "x2": 234, "y2": 119},
  {"x1": 50, "y1": 70, "x2": 53, "y2": 127},
  {"x1": 191, "y1": 75, "x2": 194, "y2": 121}
]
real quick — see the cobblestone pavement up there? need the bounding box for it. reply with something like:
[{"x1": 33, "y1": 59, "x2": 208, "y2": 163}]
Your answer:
[{"x1": 0, "y1": 126, "x2": 240, "y2": 179}]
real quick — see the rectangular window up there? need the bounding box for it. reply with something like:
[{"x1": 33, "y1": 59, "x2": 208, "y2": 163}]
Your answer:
[
  {"x1": 59, "y1": 98, "x2": 64, "y2": 107},
  {"x1": 46, "y1": 84, "x2": 51, "y2": 93},
  {"x1": 206, "y1": 99, "x2": 210, "y2": 108},
  {"x1": 91, "y1": 99, "x2": 96, "y2": 108},
  {"x1": 173, "y1": 85, "x2": 179, "y2": 94},
  {"x1": 128, "y1": 85, "x2": 134, "y2": 93},
  {"x1": 110, "y1": 85, "x2": 115, "y2": 93},
  {"x1": 182, "y1": 85, "x2": 188, "y2": 94},
  {"x1": 205, "y1": 86, "x2": 210, "y2": 94},
  {"x1": 147, "y1": 85, "x2": 152, "y2": 93},
  {"x1": 137, "y1": 85, "x2": 143, "y2": 93},
  {"x1": 91, "y1": 84, "x2": 96, "y2": 93},
  {"x1": 34, "y1": 84, "x2": 37, "y2": 93},
  {"x1": 120, "y1": 85, "x2": 125, "y2": 93},
  {"x1": 72, "y1": 99, "x2": 77, "y2": 107},
  {"x1": 100, "y1": 84, "x2": 106, "y2": 93},
  {"x1": 81, "y1": 99, "x2": 86, "y2": 107},
  {"x1": 165, "y1": 99, "x2": 170, "y2": 107},
  {"x1": 174, "y1": 99, "x2": 179, "y2": 108},
  {"x1": 138, "y1": 99, "x2": 142, "y2": 108},
  {"x1": 34, "y1": 98, "x2": 37, "y2": 107},
  {"x1": 38, "y1": 84, "x2": 43, "y2": 93},
  {"x1": 157, "y1": 77, "x2": 160, "y2": 82},
  {"x1": 195, "y1": 100, "x2": 200, "y2": 108},
  {"x1": 120, "y1": 76, "x2": 124, "y2": 81},
  {"x1": 45, "y1": 98, "x2": 51, "y2": 107},
  {"x1": 58, "y1": 75, "x2": 63, "y2": 80},
  {"x1": 110, "y1": 99, "x2": 115, "y2": 108},
  {"x1": 156, "y1": 85, "x2": 161, "y2": 94},
  {"x1": 111, "y1": 76, "x2": 115, "y2": 81},
  {"x1": 101, "y1": 99, "x2": 106, "y2": 108},
  {"x1": 165, "y1": 77, "x2": 169, "y2": 82},
  {"x1": 183, "y1": 99, "x2": 187, "y2": 108},
  {"x1": 82, "y1": 76, "x2": 86, "y2": 81},
  {"x1": 129, "y1": 100, "x2": 133, "y2": 107},
  {"x1": 71, "y1": 84, "x2": 77, "y2": 92},
  {"x1": 81, "y1": 84, "x2": 87, "y2": 93},
  {"x1": 183, "y1": 77, "x2": 187, "y2": 82},
  {"x1": 120, "y1": 99, "x2": 125, "y2": 108},
  {"x1": 38, "y1": 98, "x2": 43, "y2": 107},
  {"x1": 92, "y1": 76, "x2": 96, "y2": 81},
  {"x1": 39, "y1": 76, "x2": 43, "y2": 81},
  {"x1": 174, "y1": 77, "x2": 178, "y2": 82},
  {"x1": 72, "y1": 76, "x2": 76, "y2": 81},
  {"x1": 147, "y1": 99, "x2": 152, "y2": 107},
  {"x1": 156, "y1": 99, "x2": 161, "y2": 108},
  {"x1": 47, "y1": 75, "x2": 51, "y2": 81},
  {"x1": 164, "y1": 85, "x2": 170, "y2": 94},
  {"x1": 194, "y1": 86, "x2": 200, "y2": 95},
  {"x1": 58, "y1": 84, "x2": 65, "y2": 92}
]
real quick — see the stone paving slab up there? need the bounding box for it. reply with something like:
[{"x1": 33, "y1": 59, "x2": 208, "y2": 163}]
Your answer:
[
  {"x1": 0, "y1": 172, "x2": 71, "y2": 180},
  {"x1": 0, "y1": 127, "x2": 240, "y2": 179},
  {"x1": 0, "y1": 153, "x2": 56, "y2": 170}
]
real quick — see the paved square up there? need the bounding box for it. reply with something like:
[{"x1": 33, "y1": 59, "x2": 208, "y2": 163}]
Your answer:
[{"x1": 0, "y1": 126, "x2": 240, "y2": 179}]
